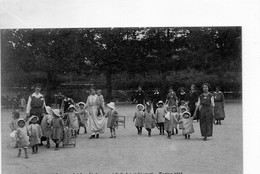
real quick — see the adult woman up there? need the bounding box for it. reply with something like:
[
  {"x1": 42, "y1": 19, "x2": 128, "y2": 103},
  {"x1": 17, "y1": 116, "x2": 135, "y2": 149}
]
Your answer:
[
  {"x1": 134, "y1": 86, "x2": 145, "y2": 105},
  {"x1": 151, "y1": 88, "x2": 161, "y2": 114},
  {"x1": 194, "y1": 83, "x2": 215, "y2": 141},
  {"x1": 165, "y1": 87, "x2": 178, "y2": 107},
  {"x1": 26, "y1": 83, "x2": 46, "y2": 125},
  {"x1": 213, "y1": 86, "x2": 225, "y2": 125},
  {"x1": 188, "y1": 84, "x2": 199, "y2": 120},
  {"x1": 84, "y1": 87, "x2": 106, "y2": 139}
]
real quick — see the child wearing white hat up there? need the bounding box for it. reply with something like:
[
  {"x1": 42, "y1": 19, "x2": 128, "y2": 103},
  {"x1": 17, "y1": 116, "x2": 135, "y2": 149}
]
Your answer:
[
  {"x1": 105, "y1": 102, "x2": 118, "y2": 138},
  {"x1": 65, "y1": 105, "x2": 79, "y2": 137},
  {"x1": 133, "y1": 104, "x2": 145, "y2": 135},
  {"x1": 179, "y1": 111, "x2": 195, "y2": 139},
  {"x1": 76, "y1": 102, "x2": 88, "y2": 134},
  {"x1": 155, "y1": 101, "x2": 166, "y2": 135},
  {"x1": 51, "y1": 109, "x2": 64, "y2": 150},
  {"x1": 144, "y1": 104, "x2": 156, "y2": 137},
  {"x1": 28, "y1": 116, "x2": 42, "y2": 154}
]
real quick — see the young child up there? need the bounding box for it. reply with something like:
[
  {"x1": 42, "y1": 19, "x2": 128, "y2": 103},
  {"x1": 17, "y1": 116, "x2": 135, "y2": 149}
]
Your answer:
[
  {"x1": 164, "y1": 106, "x2": 178, "y2": 139},
  {"x1": 9, "y1": 111, "x2": 20, "y2": 132},
  {"x1": 144, "y1": 104, "x2": 156, "y2": 137},
  {"x1": 133, "y1": 104, "x2": 145, "y2": 135},
  {"x1": 171, "y1": 106, "x2": 179, "y2": 135},
  {"x1": 15, "y1": 118, "x2": 29, "y2": 159},
  {"x1": 155, "y1": 101, "x2": 166, "y2": 135},
  {"x1": 76, "y1": 102, "x2": 88, "y2": 134},
  {"x1": 65, "y1": 105, "x2": 79, "y2": 138},
  {"x1": 179, "y1": 111, "x2": 194, "y2": 139},
  {"x1": 41, "y1": 106, "x2": 53, "y2": 148},
  {"x1": 51, "y1": 109, "x2": 64, "y2": 150},
  {"x1": 178, "y1": 106, "x2": 188, "y2": 130},
  {"x1": 105, "y1": 102, "x2": 118, "y2": 138},
  {"x1": 28, "y1": 116, "x2": 42, "y2": 154},
  {"x1": 97, "y1": 89, "x2": 105, "y2": 116}
]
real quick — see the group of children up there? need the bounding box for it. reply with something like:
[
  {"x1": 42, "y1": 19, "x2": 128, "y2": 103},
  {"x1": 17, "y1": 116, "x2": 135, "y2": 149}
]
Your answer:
[
  {"x1": 133, "y1": 100, "x2": 194, "y2": 139},
  {"x1": 8, "y1": 92, "x2": 194, "y2": 159}
]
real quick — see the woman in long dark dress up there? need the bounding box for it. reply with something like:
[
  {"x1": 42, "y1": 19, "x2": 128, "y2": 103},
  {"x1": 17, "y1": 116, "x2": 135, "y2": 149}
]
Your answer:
[
  {"x1": 194, "y1": 83, "x2": 215, "y2": 141},
  {"x1": 188, "y1": 84, "x2": 199, "y2": 120},
  {"x1": 213, "y1": 86, "x2": 225, "y2": 125}
]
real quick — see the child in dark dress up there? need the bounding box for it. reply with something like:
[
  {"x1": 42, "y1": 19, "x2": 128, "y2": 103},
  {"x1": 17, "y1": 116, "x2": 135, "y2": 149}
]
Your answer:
[{"x1": 105, "y1": 102, "x2": 118, "y2": 138}]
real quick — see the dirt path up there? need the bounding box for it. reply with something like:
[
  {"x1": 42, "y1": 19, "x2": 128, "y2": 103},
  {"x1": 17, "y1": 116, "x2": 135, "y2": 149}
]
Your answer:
[{"x1": 1, "y1": 102, "x2": 242, "y2": 174}]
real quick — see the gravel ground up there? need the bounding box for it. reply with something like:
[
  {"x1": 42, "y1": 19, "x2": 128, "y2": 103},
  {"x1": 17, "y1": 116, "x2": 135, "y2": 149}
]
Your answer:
[{"x1": 1, "y1": 101, "x2": 242, "y2": 174}]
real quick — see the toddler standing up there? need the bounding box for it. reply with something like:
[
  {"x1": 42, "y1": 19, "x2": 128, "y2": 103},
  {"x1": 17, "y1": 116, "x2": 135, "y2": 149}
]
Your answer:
[
  {"x1": 15, "y1": 118, "x2": 29, "y2": 159},
  {"x1": 76, "y1": 102, "x2": 88, "y2": 134},
  {"x1": 171, "y1": 106, "x2": 179, "y2": 135},
  {"x1": 155, "y1": 101, "x2": 166, "y2": 135},
  {"x1": 28, "y1": 116, "x2": 42, "y2": 154},
  {"x1": 105, "y1": 102, "x2": 118, "y2": 138},
  {"x1": 179, "y1": 111, "x2": 194, "y2": 139},
  {"x1": 164, "y1": 106, "x2": 178, "y2": 139},
  {"x1": 133, "y1": 104, "x2": 145, "y2": 135},
  {"x1": 178, "y1": 106, "x2": 188, "y2": 130},
  {"x1": 9, "y1": 111, "x2": 20, "y2": 132},
  {"x1": 65, "y1": 105, "x2": 79, "y2": 137},
  {"x1": 144, "y1": 104, "x2": 156, "y2": 137},
  {"x1": 51, "y1": 109, "x2": 64, "y2": 150}
]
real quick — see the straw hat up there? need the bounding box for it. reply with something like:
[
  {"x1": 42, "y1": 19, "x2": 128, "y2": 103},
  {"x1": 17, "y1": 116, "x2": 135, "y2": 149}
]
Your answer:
[
  {"x1": 68, "y1": 104, "x2": 76, "y2": 110},
  {"x1": 136, "y1": 104, "x2": 145, "y2": 110},
  {"x1": 180, "y1": 106, "x2": 187, "y2": 111},
  {"x1": 107, "y1": 102, "x2": 115, "y2": 110},
  {"x1": 156, "y1": 100, "x2": 164, "y2": 107},
  {"x1": 182, "y1": 111, "x2": 191, "y2": 117},
  {"x1": 77, "y1": 102, "x2": 86, "y2": 106},
  {"x1": 29, "y1": 115, "x2": 39, "y2": 123},
  {"x1": 52, "y1": 109, "x2": 61, "y2": 117},
  {"x1": 17, "y1": 118, "x2": 26, "y2": 125}
]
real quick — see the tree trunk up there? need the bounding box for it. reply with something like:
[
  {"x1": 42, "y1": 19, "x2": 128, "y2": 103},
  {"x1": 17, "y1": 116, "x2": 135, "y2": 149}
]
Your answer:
[
  {"x1": 46, "y1": 71, "x2": 53, "y2": 106},
  {"x1": 106, "y1": 66, "x2": 112, "y2": 102}
]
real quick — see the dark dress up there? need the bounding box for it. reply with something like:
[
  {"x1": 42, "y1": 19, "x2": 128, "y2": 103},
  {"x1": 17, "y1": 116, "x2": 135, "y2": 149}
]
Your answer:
[
  {"x1": 214, "y1": 92, "x2": 225, "y2": 120},
  {"x1": 188, "y1": 91, "x2": 199, "y2": 116},
  {"x1": 30, "y1": 95, "x2": 45, "y2": 124},
  {"x1": 199, "y1": 93, "x2": 214, "y2": 137},
  {"x1": 63, "y1": 98, "x2": 74, "y2": 113},
  {"x1": 166, "y1": 92, "x2": 178, "y2": 107},
  {"x1": 135, "y1": 90, "x2": 145, "y2": 104},
  {"x1": 152, "y1": 92, "x2": 161, "y2": 114}
]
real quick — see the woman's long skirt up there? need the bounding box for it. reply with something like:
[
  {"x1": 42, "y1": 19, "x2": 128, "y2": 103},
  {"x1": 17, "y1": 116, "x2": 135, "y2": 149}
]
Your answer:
[
  {"x1": 199, "y1": 105, "x2": 213, "y2": 137},
  {"x1": 214, "y1": 102, "x2": 225, "y2": 120}
]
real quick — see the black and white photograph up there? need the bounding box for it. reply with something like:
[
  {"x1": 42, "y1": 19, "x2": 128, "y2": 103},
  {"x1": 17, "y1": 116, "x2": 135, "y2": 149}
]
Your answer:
[{"x1": 1, "y1": 0, "x2": 260, "y2": 174}]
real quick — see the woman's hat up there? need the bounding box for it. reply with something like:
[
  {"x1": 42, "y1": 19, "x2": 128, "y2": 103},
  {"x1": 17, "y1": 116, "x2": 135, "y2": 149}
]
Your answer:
[
  {"x1": 136, "y1": 104, "x2": 145, "y2": 110},
  {"x1": 17, "y1": 118, "x2": 26, "y2": 125},
  {"x1": 45, "y1": 106, "x2": 52, "y2": 115},
  {"x1": 182, "y1": 111, "x2": 191, "y2": 117},
  {"x1": 29, "y1": 115, "x2": 39, "y2": 122},
  {"x1": 107, "y1": 102, "x2": 115, "y2": 110},
  {"x1": 52, "y1": 109, "x2": 61, "y2": 117},
  {"x1": 77, "y1": 102, "x2": 86, "y2": 106},
  {"x1": 68, "y1": 104, "x2": 76, "y2": 110}
]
